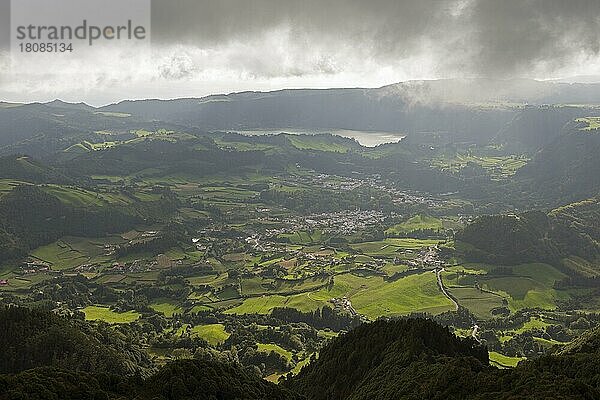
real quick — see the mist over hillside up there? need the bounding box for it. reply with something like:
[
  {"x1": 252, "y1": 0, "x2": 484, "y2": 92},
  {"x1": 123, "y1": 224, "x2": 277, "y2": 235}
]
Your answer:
[{"x1": 99, "y1": 79, "x2": 600, "y2": 133}]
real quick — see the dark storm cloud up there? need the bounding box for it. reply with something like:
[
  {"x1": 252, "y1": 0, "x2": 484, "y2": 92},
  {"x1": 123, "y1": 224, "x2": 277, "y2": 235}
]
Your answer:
[
  {"x1": 151, "y1": 0, "x2": 444, "y2": 47},
  {"x1": 470, "y1": 0, "x2": 600, "y2": 76},
  {"x1": 150, "y1": 0, "x2": 600, "y2": 78},
  {"x1": 150, "y1": 0, "x2": 458, "y2": 77}
]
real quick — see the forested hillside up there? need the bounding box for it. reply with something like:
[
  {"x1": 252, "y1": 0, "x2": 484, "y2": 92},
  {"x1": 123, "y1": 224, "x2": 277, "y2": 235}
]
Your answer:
[
  {"x1": 0, "y1": 184, "x2": 178, "y2": 263},
  {"x1": 284, "y1": 318, "x2": 489, "y2": 399},
  {"x1": 494, "y1": 106, "x2": 595, "y2": 153},
  {"x1": 0, "y1": 307, "x2": 300, "y2": 400},
  {"x1": 517, "y1": 121, "x2": 600, "y2": 202},
  {"x1": 0, "y1": 155, "x2": 72, "y2": 184},
  {"x1": 0, "y1": 307, "x2": 153, "y2": 376},
  {"x1": 285, "y1": 318, "x2": 600, "y2": 400},
  {"x1": 4, "y1": 310, "x2": 600, "y2": 400},
  {"x1": 458, "y1": 197, "x2": 600, "y2": 267}
]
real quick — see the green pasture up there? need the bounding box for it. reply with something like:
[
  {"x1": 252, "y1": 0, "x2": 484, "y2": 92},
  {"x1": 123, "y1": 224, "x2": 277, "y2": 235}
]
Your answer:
[
  {"x1": 150, "y1": 300, "x2": 183, "y2": 317},
  {"x1": 225, "y1": 293, "x2": 324, "y2": 315},
  {"x1": 447, "y1": 286, "x2": 505, "y2": 319},
  {"x1": 489, "y1": 351, "x2": 525, "y2": 368},
  {"x1": 385, "y1": 214, "x2": 443, "y2": 236},
  {"x1": 431, "y1": 153, "x2": 528, "y2": 178},
  {"x1": 350, "y1": 238, "x2": 442, "y2": 257},
  {"x1": 479, "y1": 263, "x2": 569, "y2": 311},
  {"x1": 191, "y1": 324, "x2": 230, "y2": 345},
  {"x1": 82, "y1": 305, "x2": 140, "y2": 323},
  {"x1": 257, "y1": 343, "x2": 293, "y2": 361},
  {"x1": 43, "y1": 185, "x2": 132, "y2": 207}
]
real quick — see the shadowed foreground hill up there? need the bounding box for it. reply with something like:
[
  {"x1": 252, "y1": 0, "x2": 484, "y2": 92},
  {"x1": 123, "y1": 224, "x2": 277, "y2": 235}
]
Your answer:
[
  {"x1": 2, "y1": 310, "x2": 600, "y2": 399},
  {"x1": 0, "y1": 307, "x2": 153, "y2": 377},
  {"x1": 0, "y1": 360, "x2": 301, "y2": 400},
  {"x1": 136, "y1": 359, "x2": 301, "y2": 400},
  {"x1": 284, "y1": 318, "x2": 600, "y2": 400},
  {"x1": 0, "y1": 307, "x2": 300, "y2": 400}
]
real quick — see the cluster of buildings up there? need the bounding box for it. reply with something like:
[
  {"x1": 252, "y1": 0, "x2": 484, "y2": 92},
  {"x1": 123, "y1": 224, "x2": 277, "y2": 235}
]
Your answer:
[
  {"x1": 400, "y1": 246, "x2": 445, "y2": 269},
  {"x1": 287, "y1": 209, "x2": 386, "y2": 235},
  {"x1": 74, "y1": 263, "x2": 101, "y2": 273},
  {"x1": 20, "y1": 259, "x2": 52, "y2": 274},
  {"x1": 330, "y1": 296, "x2": 357, "y2": 316}
]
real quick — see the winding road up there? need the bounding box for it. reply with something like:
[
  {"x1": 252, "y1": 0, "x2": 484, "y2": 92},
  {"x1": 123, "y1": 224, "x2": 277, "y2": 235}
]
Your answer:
[{"x1": 435, "y1": 268, "x2": 459, "y2": 311}]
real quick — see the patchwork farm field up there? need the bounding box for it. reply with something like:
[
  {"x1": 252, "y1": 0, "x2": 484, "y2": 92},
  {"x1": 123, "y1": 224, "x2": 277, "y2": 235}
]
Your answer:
[
  {"x1": 30, "y1": 236, "x2": 117, "y2": 270},
  {"x1": 442, "y1": 263, "x2": 571, "y2": 314},
  {"x1": 150, "y1": 300, "x2": 183, "y2": 317},
  {"x1": 446, "y1": 286, "x2": 505, "y2": 319},
  {"x1": 2, "y1": 152, "x2": 595, "y2": 380},
  {"x1": 227, "y1": 271, "x2": 453, "y2": 319},
  {"x1": 344, "y1": 272, "x2": 455, "y2": 318},
  {"x1": 430, "y1": 153, "x2": 529, "y2": 178},
  {"x1": 225, "y1": 293, "x2": 324, "y2": 315},
  {"x1": 479, "y1": 263, "x2": 569, "y2": 311}
]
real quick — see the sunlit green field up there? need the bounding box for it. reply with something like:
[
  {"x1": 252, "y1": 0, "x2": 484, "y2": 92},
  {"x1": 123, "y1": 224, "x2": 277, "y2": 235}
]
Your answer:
[
  {"x1": 489, "y1": 351, "x2": 525, "y2": 368},
  {"x1": 150, "y1": 300, "x2": 183, "y2": 317},
  {"x1": 42, "y1": 185, "x2": 132, "y2": 207},
  {"x1": 385, "y1": 214, "x2": 443, "y2": 236},
  {"x1": 479, "y1": 263, "x2": 568, "y2": 311},
  {"x1": 191, "y1": 324, "x2": 230, "y2": 345},
  {"x1": 225, "y1": 293, "x2": 324, "y2": 315},
  {"x1": 350, "y1": 238, "x2": 443, "y2": 257},
  {"x1": 227, "y1": 271, "x2": 453, "y2": 319},
  {"x1": 30, "y1": 236, "x2": 120, "y2": 270},
  {"x1": 334, "y1": 272, "x2": 454, "y2": 319},
  {"x1": 257, "y1": 343, "x2": 293, "y2": 360},
  {"x1": 430, "y1": 153, "x2": 529, "y2": 178},
  {"x1": 449, "y1": 263, "x2": 569, "y2": 312},
  {"x1": 82, "y1": 305, "x2": 140, "y2": 323},
  {"x1": 446, "y1": 286, "x2": 504, "y2": 319}
]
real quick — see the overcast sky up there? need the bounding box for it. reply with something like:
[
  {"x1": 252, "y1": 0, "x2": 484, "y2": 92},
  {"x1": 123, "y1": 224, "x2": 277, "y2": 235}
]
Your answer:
[{"x1": 1, "y1": 0, "x2": 600, "y2": 105}]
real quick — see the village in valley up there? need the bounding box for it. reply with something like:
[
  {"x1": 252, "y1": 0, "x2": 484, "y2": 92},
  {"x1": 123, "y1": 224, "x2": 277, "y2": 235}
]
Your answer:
[{"x1": 1, "y1": 139, "x2": 583, "y2": 375}]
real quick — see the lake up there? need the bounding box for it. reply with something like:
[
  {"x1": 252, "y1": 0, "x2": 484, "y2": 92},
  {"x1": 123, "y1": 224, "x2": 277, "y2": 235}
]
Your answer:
[{"x1": 229, "y1": 128, "x2": 406, "y2": 147}]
